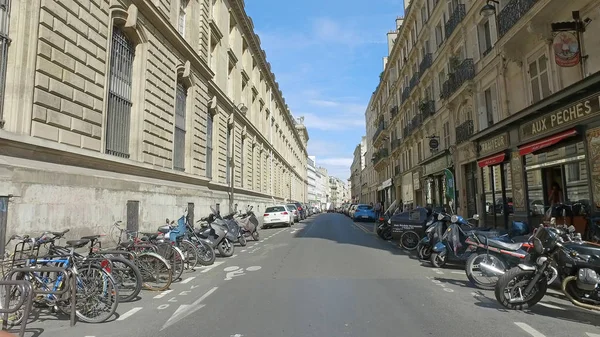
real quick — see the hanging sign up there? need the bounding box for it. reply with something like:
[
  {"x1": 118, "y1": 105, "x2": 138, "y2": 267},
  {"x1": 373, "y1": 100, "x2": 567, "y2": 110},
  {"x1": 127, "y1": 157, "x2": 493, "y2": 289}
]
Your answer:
[{"x1": 552, "y1": 31, "x2": 580, "y2": 67}]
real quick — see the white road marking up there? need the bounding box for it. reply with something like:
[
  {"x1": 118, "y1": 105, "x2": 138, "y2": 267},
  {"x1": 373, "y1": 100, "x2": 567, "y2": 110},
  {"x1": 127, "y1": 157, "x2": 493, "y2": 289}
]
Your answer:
[
  {"x1": 241, "y1": 250, "x2": 246, "y2": 252},
  {"x1": 153, "y1": 290, "x2": 173, "y2": 299},
  {"x1": 231, "y1": 334, "x2": 244, "y2": 337},
  {"x1": 246, "y1": 266, "x2": 261, "y2": 271},
  {"x1": 161, "y1": 287, "x2": 218, "y2": 330},
  {"x1": 586, "y1": 333, "x2": 600, "y2": 337},
  {"x1": 231, "y1": 254, "x2": 237, "y2": 258},
  {"x1": 200, "y1": 261, "x2": 224, "y2": 273},
  {"x1": 117, "y1": 307, "x2": 142, "y2": 321},
  {"x1": 538, "y1": 302, "x2": 565, "y2": 310},
  {"x1": 451, "y1": 271, "x2": 464, "y2": 275},
  {"x1": 514, "y1": 322, "x2": 546, "y2": 337},
  {"x1": 224, "y1": 266, "x2": 240, "y2": 272},
  {"x1": 180, "y1": 276, "x2": 195, "y2": 284}
]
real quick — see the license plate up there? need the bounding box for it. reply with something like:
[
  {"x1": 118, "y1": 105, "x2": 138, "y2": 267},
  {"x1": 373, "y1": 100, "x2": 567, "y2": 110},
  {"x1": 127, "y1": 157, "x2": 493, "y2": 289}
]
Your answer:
[
  {"x1": 271, "y1": 218, "x2": 279, "y2": 221},
  {"x1": 362, "y1": 216, "x2": 368, "y2": 218}
]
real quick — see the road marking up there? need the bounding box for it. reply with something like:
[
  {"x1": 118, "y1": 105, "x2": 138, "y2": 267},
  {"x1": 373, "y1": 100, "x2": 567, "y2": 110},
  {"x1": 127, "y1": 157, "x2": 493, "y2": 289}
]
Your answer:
[
  {"x1": 246, "y1": 266, "x2": 262, "y2": 271},
  {"x1": 352, "y1": 222, "x2": 369, "y2": 233},
  {"x1": 586, "y1": 333, "x2": 600, "y2": 337},
  {"x1": 514, "y1": 322, "x2": 546, "y2": 337},
  {"x1": 241, "y1": 250, "x2": 246, "y2": 252},
  {"x1": 231, "y1": 254, "x2": 237, "y2": 258},
  {"x1": 451, "y1": 271, "x2": 464, "y2": 275},
  {"x1": 538, "y1": 302, "x2": 565, "y2": 310},
  {"x1": 117, "y1": 307, "x2": 142, "y2": 321},
  {"x1": 180, "y1": 276, "x2": 195, "y2": 284},
  {"x1": 161, "y1": 287, "x2": 218, "y2": 330},
  {"x1": 200, "y1": 261, "x2": 224, "y2": 273},
  {"x1": 224, "y1": 266, "x2": 239, "y2": 272},
  {"x1": 154, "y1": 289, "x2": 173, "y2": 299}
]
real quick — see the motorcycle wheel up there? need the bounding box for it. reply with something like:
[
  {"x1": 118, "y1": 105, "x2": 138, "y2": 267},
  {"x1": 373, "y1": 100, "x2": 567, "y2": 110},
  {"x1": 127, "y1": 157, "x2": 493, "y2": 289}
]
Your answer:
[
  {"x1": 400, "y1": 231, "x2": 420, "y2": 250},
  {"x1": 418, "y1": 243, "x2": 432, "y2": 260},
  {"x1": 217, "y1": 239, "x2": 235, "y2": 257},
  {"x1": 195, "y1": 241, "x2": 216, "y2": 266},
  {"x1": 465, "y1": 253, "x2": 507, "y2": 290},
  {"x1": 239, "y1": 235, "x2": 247, "y2": 247},
  {"x1": 430, "y1": 252, "x2": 446, "y2": 268},
  {"x1": 494, "y1": 267, "x2": 547, "y2": 310},
  {"x1": 382, "y1": 228, "x2": 393, "y2": 241},
  {"x1": 252, "y1": 231, "x2": 260, "y2": 241}
]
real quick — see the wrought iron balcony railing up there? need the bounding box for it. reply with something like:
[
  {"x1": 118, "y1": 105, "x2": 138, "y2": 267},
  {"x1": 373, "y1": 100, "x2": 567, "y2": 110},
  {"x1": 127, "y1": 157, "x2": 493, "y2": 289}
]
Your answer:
[
  {"x1": 419, "y1": 100, "x2": 435, "y2": 120},
  {"x1": 498, "y1": 0, "x2": 538, "y2": 37},
  {"x1": 401, "y1": 86, "x2": 411, "y2": 102},
  {"x1": 390, "y1": 105, "x2": 399, "y2": 119},
  {"x1": 455, "y1": 120, "x2": 474, "y2": 144},
  {"x1": 444, "y1": 4, "x2": 466, "y2": 39},
  {"x1": 409, "y1": 72, "x2": 420, "y2": 92},
  {"x1": 372, "y1": 148, "x2": 390, "y2": 165},
  {"x1": 419, "y1": 53, "x2": 433, "y2": 78},
  {"x1": 409, "y1": 113, "x2": 423, "y2": 133},
  {"x1": 441, "y1": 59, "x2": 475, "y2": 100},
  {"x1": 373, "y1": 121, "x2": 386, "y2": 142}
]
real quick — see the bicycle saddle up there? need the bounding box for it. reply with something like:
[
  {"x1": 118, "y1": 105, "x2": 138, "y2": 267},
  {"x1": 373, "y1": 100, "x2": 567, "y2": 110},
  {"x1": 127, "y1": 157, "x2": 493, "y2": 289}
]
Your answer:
[
  {"x1": 81, "y1": 235, "x2": 102, "y2": 241},
  {"x1": 66, "y1": 239, "x2": 90, "y2": 249}
]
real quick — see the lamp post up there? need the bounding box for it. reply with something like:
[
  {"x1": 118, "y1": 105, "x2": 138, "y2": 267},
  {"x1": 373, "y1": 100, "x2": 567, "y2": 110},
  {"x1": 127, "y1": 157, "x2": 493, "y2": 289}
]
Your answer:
[
  {"x1": 479, "y1": 0, "x2": 498, "y2": 17},
  {"x1": 229, "y1": 103, "x2": 248, "y2": 213}
]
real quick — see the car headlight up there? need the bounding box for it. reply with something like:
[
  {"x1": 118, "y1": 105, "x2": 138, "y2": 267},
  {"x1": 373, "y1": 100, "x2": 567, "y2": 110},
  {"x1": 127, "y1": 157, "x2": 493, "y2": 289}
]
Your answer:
[{"x1": 451, "y1": 215, "x2": 458, "y2": 223}]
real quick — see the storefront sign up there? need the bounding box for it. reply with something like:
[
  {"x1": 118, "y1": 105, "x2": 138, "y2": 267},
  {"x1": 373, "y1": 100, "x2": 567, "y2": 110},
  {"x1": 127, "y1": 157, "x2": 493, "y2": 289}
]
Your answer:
[
  {"x1": 423, "y1": 155, "x2": 451, "y2": 176},
  {"x1": 510, "y1": 151, "x2": 526, "y2": 211},
  {"x1": 380, "y1": 178, "x2": 393, "y2": 189},
  {"x1": 444, "y1": 169, "x2": 455, "y2": 204},
  {"x1": 479, "y1": 133, "x2": 508, "y2": 157},
  {"x1": 553, "y1": 32, "x2": 580, "y2": 68},
  {"x1": 520, "y1": 94, "x2": 600, "y2": 140},
  {"x1": 587, "y1": 127, "x2": 600, "y2": 210},
  {"x1": 413, "y1": 171, "x2": 421, "y2": 190}
]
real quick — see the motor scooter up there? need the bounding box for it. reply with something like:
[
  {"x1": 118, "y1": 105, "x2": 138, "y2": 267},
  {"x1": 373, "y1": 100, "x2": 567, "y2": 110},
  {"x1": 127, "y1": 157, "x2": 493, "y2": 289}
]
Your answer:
[
  {"x1": 237, "y1": 205, "x2": 260, "y2": 241},
  {"x1": 220, "y1": 209, "x2": 247, "y2": 247},
  {"x1": 195, "y1": 206, "x2": 235, "y2": 257}
]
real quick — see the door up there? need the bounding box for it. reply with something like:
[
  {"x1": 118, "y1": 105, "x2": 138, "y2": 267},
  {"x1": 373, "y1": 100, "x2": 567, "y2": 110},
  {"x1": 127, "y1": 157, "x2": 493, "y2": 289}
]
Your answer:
[{"x1": 465, "y1": 162, "x2": 478, "y2": 217}]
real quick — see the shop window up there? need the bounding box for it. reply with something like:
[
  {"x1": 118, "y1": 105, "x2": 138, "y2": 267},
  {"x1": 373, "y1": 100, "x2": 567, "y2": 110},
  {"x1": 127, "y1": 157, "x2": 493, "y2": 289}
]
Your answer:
[{"x1": 528, "y1": 53, "x2": 551, "y2": 103}]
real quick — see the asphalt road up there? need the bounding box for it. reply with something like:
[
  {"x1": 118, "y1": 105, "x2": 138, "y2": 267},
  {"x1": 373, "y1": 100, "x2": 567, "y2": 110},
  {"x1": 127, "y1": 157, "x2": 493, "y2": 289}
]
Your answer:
[{"x1": 14, "y1": 213, "x2": 600, "y2": 337}]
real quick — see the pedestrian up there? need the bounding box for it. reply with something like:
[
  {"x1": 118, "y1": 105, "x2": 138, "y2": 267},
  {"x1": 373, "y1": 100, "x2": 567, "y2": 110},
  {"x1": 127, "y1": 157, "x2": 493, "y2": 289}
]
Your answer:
[
  {"x1": 546, "y1": 182, "x2": 563, "y2": 220},
  {"x1": 374, "y1": 201, "x2": 382, "y2": 218}
]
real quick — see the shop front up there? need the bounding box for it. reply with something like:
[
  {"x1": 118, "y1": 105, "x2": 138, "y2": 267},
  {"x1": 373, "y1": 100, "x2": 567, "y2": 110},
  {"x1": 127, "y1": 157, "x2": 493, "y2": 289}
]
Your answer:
[
  {"x1": 476, "y1": 133, "x2": 512, "y2": 229},
  {"x1": 378, "y1": 178, "x2": 393, "y2": 209},
  {"x1": 401, "y1": 172, "x2": 414, "y2": 211},
  {"x1": 421, "y1": 152, "x2": 455, "y2": 212},
  {"x1": 413, "y1": 168, "x2": 423, "y2": 207}
]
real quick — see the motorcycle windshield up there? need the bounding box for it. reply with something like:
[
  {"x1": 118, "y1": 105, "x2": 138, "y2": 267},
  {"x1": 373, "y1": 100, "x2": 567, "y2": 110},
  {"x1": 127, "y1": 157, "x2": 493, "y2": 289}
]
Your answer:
[
  {"x1": 443, "y1": 224, "x2": 463, "y2": 255},
  {"x1": 384, "y1": 200, "x2": 398, "y2": 215}
]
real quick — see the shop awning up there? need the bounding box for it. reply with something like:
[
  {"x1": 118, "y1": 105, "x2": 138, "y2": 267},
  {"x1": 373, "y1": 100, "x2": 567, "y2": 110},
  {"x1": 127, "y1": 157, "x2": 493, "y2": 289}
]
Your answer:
[
  {"x1": 478, "y1": 152, "x2": 506, "y2": 168},
  {"x1": 518, "y1": 129, "x2": 578, "y2": 156}
]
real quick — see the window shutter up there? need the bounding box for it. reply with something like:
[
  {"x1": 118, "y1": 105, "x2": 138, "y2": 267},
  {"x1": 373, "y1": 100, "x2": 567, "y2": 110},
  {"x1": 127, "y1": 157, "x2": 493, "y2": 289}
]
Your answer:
[
  {"x1": 489, "y1": 18, "x2": 498, "y2": 45},
  {"x1": 471, "y1": 26, "x2": 480, "y2": 63},
  {"x1": 477, "y1": 92, "x2": 487, "y2": 131},
  {"x1": 491, "y1": 83, "x2": 499, "y2": 123}
]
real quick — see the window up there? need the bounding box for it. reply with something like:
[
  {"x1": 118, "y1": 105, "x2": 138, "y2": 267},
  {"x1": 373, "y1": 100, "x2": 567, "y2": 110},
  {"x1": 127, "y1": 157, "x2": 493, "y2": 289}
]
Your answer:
[
  {"x1": 173, "y1": 82, "x2": 187, "y2": 171},
  {"x1": 479, "y1": 19, "x2": 493, "y2": 56},
  {"x1": 435, "y1": 22, "x2": 443, "y2": 47},
  {"x1": 226, "y1": 127, "x2": 232, "y2": 184},
  {"x1": 443, "y1": 121, "x2": 450, "y2": 148},
  {"x1": 227, "y1": 60, "x2": 234, "y2": 97},
  {"x1": 438, "y1": 69, "x2": 446, "y2": 97},
  {"x1": 0, "y1": 0, "x2": 11, "y2": 122},
  {"x1": 417, "y1": 142, "x2": 423, "y2": 163},
  {"x1": 240, "y1": 137, "x2": 245, "y2": 187},
  {"x1": 421, "y1": 6, "x2": 428, "y2": 24},
  {"x1": 106, "y1": 26, "x2": 134, "y2": 158},
  {"x1": 484, "y1": 87, "x2": 494, "y2": 127},
  {"x1": 178, "y1": 0, "x2": 188, "y2": 35},
  {"x1": 528, "y1": 54, "x2": 551, "y2": 103},
  {"x1": 206, "y1": 114, "x2": 213, "y2": 178}
]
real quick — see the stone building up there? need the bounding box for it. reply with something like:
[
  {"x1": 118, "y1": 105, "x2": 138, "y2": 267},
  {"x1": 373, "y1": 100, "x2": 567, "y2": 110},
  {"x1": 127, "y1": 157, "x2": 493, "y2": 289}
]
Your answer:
[
  {"x1": 0, "y1": 0, "x2": 308, "y2": 241},
  {"x1": 366, "y1": 0, "x2": 600, "y2": 228}
]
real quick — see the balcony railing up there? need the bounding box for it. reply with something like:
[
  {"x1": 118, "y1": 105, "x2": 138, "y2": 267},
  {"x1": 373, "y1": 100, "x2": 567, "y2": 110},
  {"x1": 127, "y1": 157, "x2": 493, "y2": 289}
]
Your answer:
[
  {"x1": 441, "y1": 59, "x2": 475, "y2": 100},
  {"x1": 401, "y1": 86, "x2": 411, "y2": 101},
  {"x1": 455, "y1": 120, "x2": 474, "y2": 144},
  {"x1": 410, "y1": 114, "x2": 423, "y2": 133},
  {"x1": 419, "y1": 100, "x2": 435, "y2": 120},
  {"x1": 419, "y1": 53, "x2": 432, "y2": 78},
  {"x1": 372, "y1": 148, "x2": 389, "y2": 165},
  {"x1": 390, "y1": 105, "x2": 399, "y2": 119},
  {"x1": 373, "y1": 121, "x2": 386, "y2": 143},
  {"x1": 498, "y1": 0, "x2": 538, "y2": 37},
  {"x1": 444, "y1": 4, "x2": 466, "y2": 39},
  {"x1": 394, "y1": 165, "x2": 401, "y2": 176},
  {"x1": 409, "y1": 72, "x2": 419, "y2": 92}
]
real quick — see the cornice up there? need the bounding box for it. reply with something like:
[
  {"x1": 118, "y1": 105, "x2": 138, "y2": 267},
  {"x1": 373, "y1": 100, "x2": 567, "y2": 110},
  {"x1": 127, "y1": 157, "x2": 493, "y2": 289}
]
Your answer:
[{"x1": 228, "y1": 1, "x2": 307, "y2": 156}]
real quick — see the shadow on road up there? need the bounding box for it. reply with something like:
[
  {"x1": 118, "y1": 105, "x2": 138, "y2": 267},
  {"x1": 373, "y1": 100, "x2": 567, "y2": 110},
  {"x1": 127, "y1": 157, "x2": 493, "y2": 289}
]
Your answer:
[{"x1": 292, "y1": 213, "x2": 418, "y2": 258}]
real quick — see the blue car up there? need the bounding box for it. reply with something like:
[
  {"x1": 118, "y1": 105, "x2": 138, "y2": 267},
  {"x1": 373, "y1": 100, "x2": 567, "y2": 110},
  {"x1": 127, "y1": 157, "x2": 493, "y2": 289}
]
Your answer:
[{"x1": 353, "y1": 204, "x2": 376, "y2": 221}]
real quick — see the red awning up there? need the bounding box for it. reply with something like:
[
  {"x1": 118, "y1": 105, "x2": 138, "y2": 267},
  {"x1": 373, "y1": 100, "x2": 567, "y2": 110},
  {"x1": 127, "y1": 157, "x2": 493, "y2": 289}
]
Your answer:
[
  {"x1": 478, "y1": 152, "x2": 506, "y2": 168},
  {"x1": 518, "y1": 129, "x2": 578, "y2": 156}
]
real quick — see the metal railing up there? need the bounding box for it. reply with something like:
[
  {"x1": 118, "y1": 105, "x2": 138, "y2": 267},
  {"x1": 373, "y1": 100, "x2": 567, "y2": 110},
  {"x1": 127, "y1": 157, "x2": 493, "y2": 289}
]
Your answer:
[
  {"x1": 441, "y1": 59, "x2": 475, "y2": 100},
  {"x1": 419, "y1": 53, "x2": 432, "y2": 78},
  {"x1": 409, "y1": 72, "x2": 420, "y2": 92},
  {"x1": 390, "y1": 105, "x2": 399, "y2": 120},
  {"x1": 0, "y1": 280, "x2": 33, "y2": 337},
  {"x1": 401, "y1": 86, "x2": 411, "y2": 102},
  {"x1": 498, "y1": 0, "x2": 538, "y2": 37},
  {"x1": 444, "y1": 4, "x2": 466, "y2": 40},
  {"x1": 372, "y1": 148, "x2": 389, "y2": 165},
  {"x1": 391, "y1": 138, "x2": 402, "y2": 150},
  {"x1": 373, "y1": 121, "x2": 386, "y2": 142},
  {"x1": 419, "y1": 100, "x2": 436, "y2": 120},
  {"x1": 455, "y1": 120, "x2": 475, "y2": 144}
]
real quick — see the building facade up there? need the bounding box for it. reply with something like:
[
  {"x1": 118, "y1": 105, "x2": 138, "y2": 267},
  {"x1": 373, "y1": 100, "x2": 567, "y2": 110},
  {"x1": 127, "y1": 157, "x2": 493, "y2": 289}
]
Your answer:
[
  {"x1": 307, "y1": 155, "x2": 317, "y2": 205},
  {"x1": 350, "y1": 143, "x2": 362, "y2": 203},
  {"x1": 363, "y1": 96, "x2": 379, "y2": 205},
  {"x1": 366, "y1": 0, "x2": 600, "y2": 228},
  {"x1": 0, "y1": 0, "x2": 308, "y2": 240},
  {"x1": 316, "y1": 166, "x2": 329, "y2": 207}
]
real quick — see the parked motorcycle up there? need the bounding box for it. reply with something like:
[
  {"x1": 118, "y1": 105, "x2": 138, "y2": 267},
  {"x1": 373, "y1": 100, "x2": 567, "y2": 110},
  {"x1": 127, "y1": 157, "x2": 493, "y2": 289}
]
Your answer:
[
  {"x1": 494, "y1": 224, "x2": 598, "y2": 310},
  {"x1": 417, "y1": 211, "x2": 445, "y2": 260},
  {"x1": 430, "y1": 214, "x2": 481, "y2": 268},
  {"x1": 376, "y1": 201, "x2": 398, "y2": 240},
  {"x1": 195, "y1": 207, "x2": 235, "y2": 257},
  {"x1": 237, "y1": 205, "x2": 260, "y2": 241},
  {"x1": 221, "y1": 210, "x2": 247, "y2": 247}
]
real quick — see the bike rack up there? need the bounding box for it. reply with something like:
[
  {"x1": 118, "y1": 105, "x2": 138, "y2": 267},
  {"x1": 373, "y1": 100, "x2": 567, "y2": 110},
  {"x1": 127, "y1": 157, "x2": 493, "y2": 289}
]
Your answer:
[
  {"x1": 6, "y1": 266, "x2": 77, "y2": 327},
  {"x1": 0, "y1": 280, "x2": 33, "y2": 337}
]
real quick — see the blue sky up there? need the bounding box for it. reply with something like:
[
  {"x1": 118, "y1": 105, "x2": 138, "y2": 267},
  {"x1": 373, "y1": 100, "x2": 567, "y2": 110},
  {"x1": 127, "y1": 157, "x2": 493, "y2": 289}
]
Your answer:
[{"x1": 244, "y1": 0, "x2": 405, "y2": 180}]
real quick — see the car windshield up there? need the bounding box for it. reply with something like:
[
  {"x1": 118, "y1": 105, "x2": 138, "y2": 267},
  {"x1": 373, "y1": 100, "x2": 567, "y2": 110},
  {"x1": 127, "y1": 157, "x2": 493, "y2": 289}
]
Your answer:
[
  {"x1": 266, "y1": 206, "x2": 285, "y2": 213},
  {"x1": 287, "y1": 204, "x2": 297, "y2": 209},
  {"x1": 357, "y1": 205, "x2": 372, "y2": 210}
]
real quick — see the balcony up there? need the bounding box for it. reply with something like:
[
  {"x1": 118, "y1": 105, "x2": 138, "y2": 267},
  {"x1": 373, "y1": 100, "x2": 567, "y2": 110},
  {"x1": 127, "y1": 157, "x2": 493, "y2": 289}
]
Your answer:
[
  {"x1": 419, "y1": 100, "x2": 435, "y2": 120},
  {"x1": 373, "y1": 121, "x2": 386, "y2": 143},
  {"x1": 391, "y1": 138, "x2": 402, "y2": 154},
  {"x1": 390, "y1": 105, "x2": 399, "y2": 120},
  {"x1": 394, "y1": 165, "x2": 401, "y2": 177},
  {"x1": 441, "y1": 59, "x2": 475, "y2": 100},
  {"x1": 419, "y1": 53, "x2": 433, "y2": 78},
  {"x1": 410, "y1": 114, "x2": 423, "y2": 133},
  {"x1": 401, "y1": 86, "x2": 411, "y2": 102},
  {"x1": 372, "y1": 148, "x2": 390, "y2": 169},
  {"x1": 455, "y1": 120, "x2": 475, "y2": 145},
  {"x1": 444, "y1": 4, "x2": 466, "y2": 40},
  {"x1": 498, "y1": 0, "x2": 538, "y2": 38},
  {"x1": 409, "y1": 72, "x2": 420, "y2": 92}
]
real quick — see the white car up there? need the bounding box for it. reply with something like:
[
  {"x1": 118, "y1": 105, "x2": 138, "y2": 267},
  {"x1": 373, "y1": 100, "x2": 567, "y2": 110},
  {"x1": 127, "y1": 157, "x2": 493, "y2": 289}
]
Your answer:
[{"x1": 262, "y1": 205, "x2": 293, "y2": 228}]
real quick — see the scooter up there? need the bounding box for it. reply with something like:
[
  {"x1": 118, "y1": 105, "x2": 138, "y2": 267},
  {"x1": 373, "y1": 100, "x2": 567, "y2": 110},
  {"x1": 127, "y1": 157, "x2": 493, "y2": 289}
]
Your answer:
[
  {"x1": 237, "y1": 205, "x2": 260, "y2": 241},
  {"x1": 430, "y1": 214, "x2": 482, "y2": 268},
  {"x1": 417, "y1": 211, "x2": 445, "y2": 260},
  {"x1": 195, "y1": 207, "x2": 235, "y2": 257},
  {"x1": 220, "y1": 210, "x2": 247, "y2": 247}
]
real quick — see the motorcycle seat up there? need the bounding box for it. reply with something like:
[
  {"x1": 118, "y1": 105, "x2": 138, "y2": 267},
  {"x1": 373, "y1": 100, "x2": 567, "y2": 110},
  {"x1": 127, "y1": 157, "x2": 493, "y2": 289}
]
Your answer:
[{"x1": 486, "y1": 239, "x2": 523, "y2": 251}]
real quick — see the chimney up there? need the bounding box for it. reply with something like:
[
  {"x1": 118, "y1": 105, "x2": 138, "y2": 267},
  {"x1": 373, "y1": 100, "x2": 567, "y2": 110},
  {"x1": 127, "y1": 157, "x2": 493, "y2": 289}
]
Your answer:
[
  {"x1": 404, "y1": 0, "x2": 412, "y2": 11},
  {"x1": 387, "y1": 31, "x2": 398, "y2": 55},
  {"x1": 396, "y1": 17, "x2": 404, "y2": 30}
]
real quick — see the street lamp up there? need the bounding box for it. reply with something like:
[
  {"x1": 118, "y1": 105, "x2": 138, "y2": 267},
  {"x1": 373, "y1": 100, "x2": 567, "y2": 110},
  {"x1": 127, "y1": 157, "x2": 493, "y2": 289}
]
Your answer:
[{"x1": 480, "y1": 0, "x2": 498, "y2": 17}]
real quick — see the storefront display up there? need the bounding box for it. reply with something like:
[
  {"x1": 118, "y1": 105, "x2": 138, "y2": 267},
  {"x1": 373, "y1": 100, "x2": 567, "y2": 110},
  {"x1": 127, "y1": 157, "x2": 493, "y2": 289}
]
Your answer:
[{"x1": 422, "y1": 153, "x2": 454, "y2": 210}]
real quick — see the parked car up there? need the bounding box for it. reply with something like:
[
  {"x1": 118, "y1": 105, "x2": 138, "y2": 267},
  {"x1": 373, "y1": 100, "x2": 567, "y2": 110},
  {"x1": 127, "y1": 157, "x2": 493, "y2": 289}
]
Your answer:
[
  {"x1": 286, "y1": 203, "x2": 300, "y2": 222},
  {"x1": 263, "y1": 205, "x2": 293, "y2": 228},
  {"x1": 291, "y1": 202, "x2": 306, "y2": 220},
  {"x1": 353, "y1": 204, "x2": 376, "y2": 221},
  {"x1": 348, "y1": 204, "x2": 358, "y2": 218}
]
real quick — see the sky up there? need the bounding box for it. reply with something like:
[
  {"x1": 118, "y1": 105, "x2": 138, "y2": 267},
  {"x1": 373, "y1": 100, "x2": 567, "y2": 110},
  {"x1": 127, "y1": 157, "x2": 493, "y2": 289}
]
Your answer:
[{"x1": 244, "y1": 0, "x2": 405, "y2": 180}]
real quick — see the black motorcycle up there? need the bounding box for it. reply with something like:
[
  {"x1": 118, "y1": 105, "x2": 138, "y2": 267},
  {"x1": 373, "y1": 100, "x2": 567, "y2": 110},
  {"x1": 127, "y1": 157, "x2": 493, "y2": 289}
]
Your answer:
[
  {"x1": 376, "y1": 201, "x2": 399, "y2": 241},
  {"x1": 495, "y1": 225, "x2": 600, "y2": 310},
  {"x1": 416, "y1": 211, "x2": 445, "y2": 260}
]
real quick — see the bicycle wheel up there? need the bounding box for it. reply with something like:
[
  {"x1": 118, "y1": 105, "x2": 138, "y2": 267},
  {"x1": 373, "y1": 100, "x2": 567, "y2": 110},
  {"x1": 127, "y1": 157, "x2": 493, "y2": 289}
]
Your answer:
[
  {"x1": 63, "y1": 264, "x2": 119, "y2": 323},
  {"x1": 106, "y1": 256, "x2": 142, "y2": 302},
  {"x1": 179, "y1": 240, "x2": 199, "y2": 270},
  {"x1": 0, "y1": 272, "x2": 28, "y2": 326},
  {"x1": 136, "y1": 252, "x2": 172, "y2": 291},
  {"x1": 169, "y1": 247, "x2": 185, "y2": 281}
]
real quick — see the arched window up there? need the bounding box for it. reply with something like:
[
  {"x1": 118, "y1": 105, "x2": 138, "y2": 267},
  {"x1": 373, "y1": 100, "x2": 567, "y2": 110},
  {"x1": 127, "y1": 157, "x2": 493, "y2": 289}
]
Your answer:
[
  {"x1": 105, "y1": 26, "x2": 135, "y2": 158},
  {"x1": 173, "y1": 80, "x2": 188, "y2": 171}
]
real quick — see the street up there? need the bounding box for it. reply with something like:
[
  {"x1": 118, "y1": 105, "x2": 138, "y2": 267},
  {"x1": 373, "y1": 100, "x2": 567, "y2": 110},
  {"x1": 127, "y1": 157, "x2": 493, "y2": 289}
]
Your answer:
[{"x1": 19, "y1": 213, "x2": 600, "y2": 337}]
